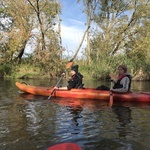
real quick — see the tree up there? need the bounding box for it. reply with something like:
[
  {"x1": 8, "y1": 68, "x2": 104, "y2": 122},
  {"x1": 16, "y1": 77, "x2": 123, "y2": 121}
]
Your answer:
[
  {"x1": 0, "y1": 0, "x2": 63, "y2": 77},
  {"x1": 126, "y1": 1, "x2": 150, "y2": 76},
  {"x1": 27, "y1": 0, "x2": 64, "y2": 76},
  {"x1": 0, "y1": 0, "x2": 34, "y2": 63},
  {"x1": 77, "y1": 0, "x2": 98, "y2": 65},
  {"x1": 78, "y1": 0, "x2": 150, "y2": 79}
]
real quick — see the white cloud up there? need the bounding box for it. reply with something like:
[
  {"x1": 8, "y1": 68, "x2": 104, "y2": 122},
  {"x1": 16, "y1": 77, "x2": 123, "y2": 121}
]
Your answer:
[
  {"x1": 61, "y1": 21, "x2": 87, "y2": 58},
  {"x1": 25, "y1": 0, "x2": 87, "y2": 58},
  {"x1": 59, "y1": 0, "x2": 87, "y2": 58}
]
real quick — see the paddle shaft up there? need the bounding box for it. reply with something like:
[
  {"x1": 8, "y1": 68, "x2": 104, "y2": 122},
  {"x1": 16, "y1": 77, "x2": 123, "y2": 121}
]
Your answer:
[
  {"x1": 47, "y1": 76, "x2": 63, "y2": 100},
  {"x1": 48, "y1": 60, "x2": 73, "y2": 100},
  {"x1": 109, "y1": 80, "x2": 113, "y2": 106},
  {"x1": 67, "y1": 26, "x2": 90, "y2": 66},
  {"x1": 47, "y1": 26, "x2": 90, "y2": 100}
]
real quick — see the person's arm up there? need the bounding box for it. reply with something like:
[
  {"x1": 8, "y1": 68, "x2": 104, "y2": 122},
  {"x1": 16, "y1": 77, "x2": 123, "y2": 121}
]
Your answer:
[
  {"x1": 111, "y1": 77, "x2": 130, "y2": 93},
  {"x1": 58, "y1": 86, "x2": 68, "y2": 90},
  {"x1": 58, "y1": 79, "x2": 77, "y2": 90}
]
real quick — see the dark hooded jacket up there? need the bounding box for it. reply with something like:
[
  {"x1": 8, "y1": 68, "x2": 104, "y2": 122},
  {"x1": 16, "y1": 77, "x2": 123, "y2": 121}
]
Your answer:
[{"x1": 67, "y1": 65, "x2": 84, "y2": 90}]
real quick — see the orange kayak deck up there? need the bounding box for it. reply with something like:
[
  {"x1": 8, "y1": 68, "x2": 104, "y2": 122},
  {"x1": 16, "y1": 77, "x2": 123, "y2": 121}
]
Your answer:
[{"x1": 15, "y1": 82, "x2": 150, "y2": 103}]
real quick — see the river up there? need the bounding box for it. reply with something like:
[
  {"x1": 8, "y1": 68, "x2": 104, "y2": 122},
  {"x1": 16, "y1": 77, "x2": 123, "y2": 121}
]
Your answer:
[{"x1": 0, "y1": 78, "x2": 150, "y2": 150}]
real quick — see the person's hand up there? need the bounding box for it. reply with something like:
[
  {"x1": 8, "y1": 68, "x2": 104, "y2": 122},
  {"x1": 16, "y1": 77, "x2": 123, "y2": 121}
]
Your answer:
[
  {"x1": 54, "y1": 86, "x2": 59, "y2": 89},
  {"x1": 109, "y1": 73, "x2": 117, "y2": 82},
  {"x1": 61, "y1": 73, "x2": 66, "y2": 76},
  {"x1": 110, "y1": 88, "x2": 114, "y2": 92}
]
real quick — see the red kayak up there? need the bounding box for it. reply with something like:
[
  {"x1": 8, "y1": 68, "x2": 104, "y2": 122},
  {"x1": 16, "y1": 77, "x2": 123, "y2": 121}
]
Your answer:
[
  {"x1": 15, "y1": 82, "x2": 150, "y2": 103},
  {"x1": 46, "y1": 142, "x2": 82, "y2": 150}
]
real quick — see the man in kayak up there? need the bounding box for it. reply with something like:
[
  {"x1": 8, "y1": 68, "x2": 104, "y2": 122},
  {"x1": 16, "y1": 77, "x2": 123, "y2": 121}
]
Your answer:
[
  {"x1": 56, "y1": 65, "x2": 84, "y2": 90},
  {"x1": 96, "y1": 65, "x2": 132, "y2": 93}
]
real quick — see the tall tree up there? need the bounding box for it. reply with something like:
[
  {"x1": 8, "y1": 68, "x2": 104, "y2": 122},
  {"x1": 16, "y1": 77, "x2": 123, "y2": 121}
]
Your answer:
[
  {"x1": 0, "y1": 0, "x2": 34, "y2": 63},
  {"x1": 77, "y1": 0, "x2": 97, "y2": 65},
  {"x1": 26, "y1": 0, "x2": 63, "y2": 76},
  {"x1": 77, "y1": 0, "x2": 149, "y2": 79},
  {"x1": 0, "y1": 0, "x2": 63, "y2": 76}
]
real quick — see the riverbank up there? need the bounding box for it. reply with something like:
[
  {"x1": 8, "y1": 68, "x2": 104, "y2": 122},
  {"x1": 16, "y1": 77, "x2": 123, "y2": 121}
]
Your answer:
[{"x1": 2, "y1": 64, "x2": 150, "y2": 81}]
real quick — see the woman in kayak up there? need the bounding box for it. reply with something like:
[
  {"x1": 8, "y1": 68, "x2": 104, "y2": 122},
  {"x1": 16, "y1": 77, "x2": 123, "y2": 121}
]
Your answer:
[
  {"x1": 96, "y1": 65, "x2": 132, "y2": 93},
  {"x1": 111, "y1": 65, "x2": 132, "y2": 93},
  {"x1": 56, "y1": 65, "x2": 84, "y2": 90}
]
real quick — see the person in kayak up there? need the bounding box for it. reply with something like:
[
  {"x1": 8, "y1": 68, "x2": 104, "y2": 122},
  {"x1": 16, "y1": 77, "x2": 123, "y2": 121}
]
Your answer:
[
  {"x1": 96, "y1": 65, "x2": 132, "y2": 93},
  {"x1": 56, "y1": 65, "x2": 84, "y2": 90},
  {"x1": 111, "y1": 65, "x2": 132, "y2": 93}
]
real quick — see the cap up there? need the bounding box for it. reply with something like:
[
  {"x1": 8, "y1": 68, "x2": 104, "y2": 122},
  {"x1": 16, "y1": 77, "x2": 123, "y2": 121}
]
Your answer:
[{"x1": 71, "y1": 65, "x2": 78, "y2": 73}]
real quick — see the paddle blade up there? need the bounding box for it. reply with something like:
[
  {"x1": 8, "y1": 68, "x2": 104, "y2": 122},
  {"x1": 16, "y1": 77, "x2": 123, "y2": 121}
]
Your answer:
[
  {"x1": 109, "y1": 93, "x2": 113, "y2": 107},
  {"x1": 47, "y1": 142, "x2": 82, "y2": 150},
  {"x1": 109, "y1": 80, "x2": 114, "y2": 107},
  {"x1": 66, "y1": 61, "x2": 73, "y2": 69}
]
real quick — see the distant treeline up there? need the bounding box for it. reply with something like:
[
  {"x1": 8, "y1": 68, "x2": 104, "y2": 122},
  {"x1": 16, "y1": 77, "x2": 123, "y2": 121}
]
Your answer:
[{"x1": 0, "y1": 0, "x2": 149, "y2": 80}]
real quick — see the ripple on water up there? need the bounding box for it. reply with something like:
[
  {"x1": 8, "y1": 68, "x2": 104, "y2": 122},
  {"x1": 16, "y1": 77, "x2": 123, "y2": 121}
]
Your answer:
[{"x1": 0, "y1": 84, "x2": 150, "y2": 150}]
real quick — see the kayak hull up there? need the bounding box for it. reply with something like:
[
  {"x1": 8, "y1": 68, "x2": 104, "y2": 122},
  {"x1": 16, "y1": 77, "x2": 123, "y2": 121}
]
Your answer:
[
  {"x1": 15, "y1": 82, "x2": 150, "y2": 103},
  {"x1": 46, "y1": 142, "x2": 82, "y2": 150}
]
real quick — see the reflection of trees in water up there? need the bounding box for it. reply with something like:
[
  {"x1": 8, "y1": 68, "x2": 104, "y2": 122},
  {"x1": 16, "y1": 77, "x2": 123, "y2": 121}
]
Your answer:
[
  {"x1": 131, "y1": 81, "x2": 150, "y2": 92},
  {"x1": 112, "y1": 105, "x2": 132, "y2": 137}
]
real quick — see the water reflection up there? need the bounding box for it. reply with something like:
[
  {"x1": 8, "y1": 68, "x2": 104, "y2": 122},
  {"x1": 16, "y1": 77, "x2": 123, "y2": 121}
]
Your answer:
[
  {"x1": 1, "y1": 79, "x2": 150, "y2": 150},
  {"x1": 112, "y1": 105, "x2": 132, "y2": 137},
  {"x1": 25, "y1": 102, "x2": 42, "y2": 135},
  {"x1": 67, "y1": 106, "x2": 83, "y2": 127},
  {"x1": 131, "y1": 81, "x2": 150, "y2": 92}
]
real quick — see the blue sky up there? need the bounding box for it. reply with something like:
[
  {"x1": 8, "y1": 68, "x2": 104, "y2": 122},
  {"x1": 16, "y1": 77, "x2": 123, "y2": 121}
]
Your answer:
[
  {"x1": 25, "y1": 0, "x2": 86, "y2": 57},
  {"x1": 59, "y1": 0, "x2": 87, "y2": 57}
]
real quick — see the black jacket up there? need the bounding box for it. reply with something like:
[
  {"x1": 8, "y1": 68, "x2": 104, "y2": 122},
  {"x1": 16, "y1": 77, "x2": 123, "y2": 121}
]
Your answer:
[{"x1": 67, "y1": 73, "x2": 83, "y2": 90}]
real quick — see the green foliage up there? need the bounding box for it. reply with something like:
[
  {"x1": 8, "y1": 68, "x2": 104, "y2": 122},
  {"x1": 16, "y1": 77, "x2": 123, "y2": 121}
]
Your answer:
[
  {"x1": 0, "y1": 63, "x2": 13, "y2": 76},
  {"x1": 13, "y1": 64, "x2": 41, "y2": 79},
  {"x1": 0, "y1": 0, "x2": 149, "y2": 80},
  {"x1": 81, "y1": 0, "x2": 150, "y2": 80}
]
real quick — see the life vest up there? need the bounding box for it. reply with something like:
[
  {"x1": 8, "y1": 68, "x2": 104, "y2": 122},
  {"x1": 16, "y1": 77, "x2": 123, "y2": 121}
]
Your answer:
[
  {"x1": 113, "y1": 75, "x2": 131, "y2": 91},
  {"x1": 68, "y1": 73, "x2": 84, "y2": 89}
]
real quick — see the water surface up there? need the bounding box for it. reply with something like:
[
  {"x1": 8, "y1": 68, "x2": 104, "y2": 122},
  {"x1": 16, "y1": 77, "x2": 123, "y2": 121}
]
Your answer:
[{"x1": 0, "y1": 79, "x2": 150, "y2": 150}]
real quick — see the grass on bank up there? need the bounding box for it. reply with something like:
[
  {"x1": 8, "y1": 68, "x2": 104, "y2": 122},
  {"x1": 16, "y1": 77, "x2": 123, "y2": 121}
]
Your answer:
[
  {"x1": 2, "y1": 62, "x2": 150, "y2": 81},
  {"x1": 8, "y1": 64, "x2": 45, "y2": 79}
]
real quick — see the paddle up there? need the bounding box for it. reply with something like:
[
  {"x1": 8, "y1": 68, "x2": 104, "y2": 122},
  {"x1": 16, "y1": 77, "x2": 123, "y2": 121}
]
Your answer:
[
  {"x1": 47, "y1": 62, "x2": 73, "y2": 100},
  {"x1": 66, "y1": 61, "x2": 73, "y2": 69},
  {"x1": 47, "y1": 29, "x2": 87, "y2": 100},
  {"x1": 47, "y1": 76, "x2": 63, "y2": 100},
  {"x1": 66, "y1": 25, "x2": 90, "y2": 68},
  {"x1": 109, "y1": 79, "x2": 113, "y2": 107},
  {"x1": 109, "y1": 73, "x2": 116, "y2": 106}
]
